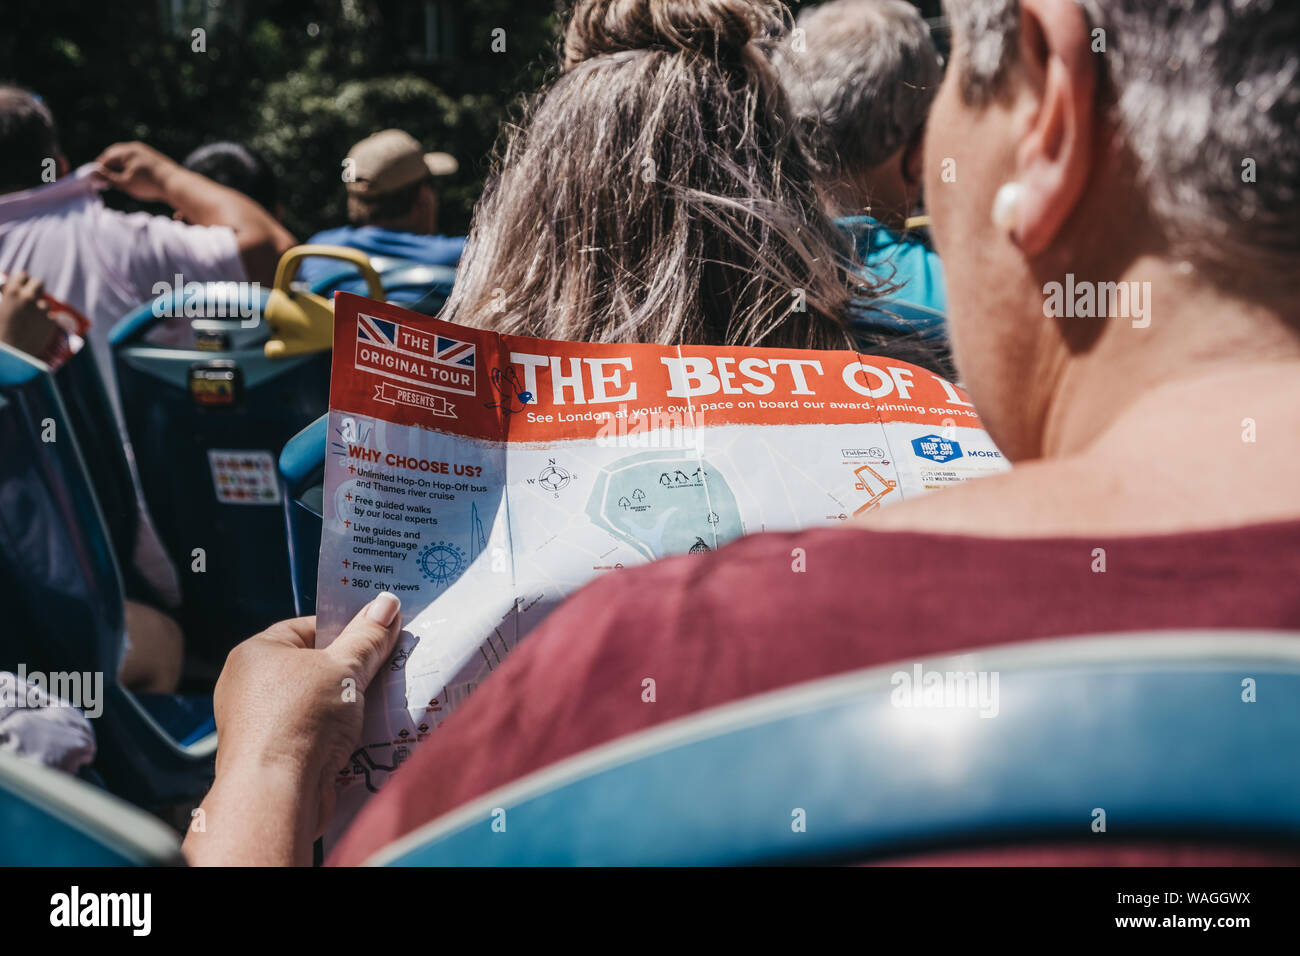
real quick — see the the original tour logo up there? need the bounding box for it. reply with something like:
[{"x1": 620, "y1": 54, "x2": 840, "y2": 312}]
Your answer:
[{"x1": 355, "y1": 313, "x2": 477, "y2": 411}]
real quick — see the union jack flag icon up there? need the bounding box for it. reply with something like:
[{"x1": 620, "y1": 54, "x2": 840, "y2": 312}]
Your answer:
[
  {"x1": 357, "y1": 314, "x2": 397, "y2": 346},
  {"x1": 435, "y1": 335, "x2": 476, "y2": 368}
]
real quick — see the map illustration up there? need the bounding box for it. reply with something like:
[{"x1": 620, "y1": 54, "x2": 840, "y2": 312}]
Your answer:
[
  {"x1": 585, "y1": 450, "x2": 742, "y2": 559},
  {"x1": 313, "y1": 295, "x2": 1011, "y2": 848}
]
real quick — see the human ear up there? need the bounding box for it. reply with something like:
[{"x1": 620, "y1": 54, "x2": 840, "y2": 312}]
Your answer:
[{"x1": 1007, "y1": 0, "x2": 1098, "y2": 254}]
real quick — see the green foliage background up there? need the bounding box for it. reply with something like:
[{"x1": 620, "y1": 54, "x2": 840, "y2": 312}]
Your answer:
[
  {"x1": 2, "y1": 0, "x2": 928, "y2": 239},
  {"x1": 2, "y1": 0, "x2": 565, "y2": 239}
]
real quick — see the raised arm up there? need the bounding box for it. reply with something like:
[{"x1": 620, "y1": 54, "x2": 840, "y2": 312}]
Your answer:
[{"x1": 94, "y1": 141, "x2": 296, "y2": 287}]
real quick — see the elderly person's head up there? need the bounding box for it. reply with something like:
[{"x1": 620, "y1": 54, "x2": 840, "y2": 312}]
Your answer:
[
  {"x1": 774, "y1": 0, "x2": 942, "y2": 224},
  {"x1": 926, "y1": 0, "x2": 1299, "y2": 461}
]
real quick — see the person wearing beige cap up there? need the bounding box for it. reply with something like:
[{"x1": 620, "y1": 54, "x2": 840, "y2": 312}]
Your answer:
[{"x1": 296, "y1": 129, "x2": 466, "y2": 298}]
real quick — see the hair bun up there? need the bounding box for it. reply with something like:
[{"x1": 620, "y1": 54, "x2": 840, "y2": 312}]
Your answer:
[{"x1": 562, "y1": 0, "x2": 779, "y2": 70}]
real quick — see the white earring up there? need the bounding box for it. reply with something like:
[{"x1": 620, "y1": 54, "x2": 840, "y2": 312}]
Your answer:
[{"x1": 991, "y1": 182, "x2": 1024, "y2": 234}]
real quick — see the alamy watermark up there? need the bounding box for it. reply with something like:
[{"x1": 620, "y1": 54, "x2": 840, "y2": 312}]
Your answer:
[
  {"x1": 49, "y1": 886, "x2": 150, "y2": 936},
  {"x1": 1043, "y1": 273, "x2": 1150, "y2": 328},
  {"x1": 890, "y1": 663, "x2": 1000, "y2": 718},
  {"x1": 593, "y1": 404, "x2": 705, "y2": 449},
  {"x1": 150, "y1": 274, "x2": 262, "y2": 327},
  {"x1": 1, "y1": 665, "x2": 103, "y2": 718}
]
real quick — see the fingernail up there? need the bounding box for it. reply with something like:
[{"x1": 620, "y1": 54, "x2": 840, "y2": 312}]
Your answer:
[{"x1": 365, "y1": 592, "x2": 400, "y2": 627}]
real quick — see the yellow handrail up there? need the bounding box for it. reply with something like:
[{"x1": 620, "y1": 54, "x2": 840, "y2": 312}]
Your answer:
[{"x1": 263, "y1": 245, "x2": 385, "y2": 359}]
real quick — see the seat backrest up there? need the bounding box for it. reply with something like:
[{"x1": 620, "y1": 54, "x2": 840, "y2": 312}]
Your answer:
[
  {"x1": 109, "y1": 283, "x2": 328, "y2": 665},
  {"x1": 0, "y1": 344, "x2": 124, "y2": 678},
  {"x1": 306, "y1": 254, "x2": 413, "y2": 298},
  {"x1": 367, "y1": 631, "x2": 1300, "y2": 865},
  {"x1": 377, "y1": 263, "x2": 458, "y2": 312},
  {"x1": 851, "y1": 298, "x2": 947, "y2": 341},
  {"x1": 52, "y1": 345, "x2": 145, "y2": 598},
  {"x1": 309, "y1": 257, "x2": 457, "y2": 310},
  {"x1": 279, "y1": 414, "x2": 327, "y2": 617},
  {"x1": 0, "y1": 346, "x2": 216, "y2": 809},
  {"x1": 0, "y1": 749, "x2": 182, "y2": 866},
  {"x1": 306, "y1": 254, "x2": 409, "y2": 295}
]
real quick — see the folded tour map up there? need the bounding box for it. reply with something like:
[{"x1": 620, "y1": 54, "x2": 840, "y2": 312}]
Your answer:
[{"x1": 315, "y1": 292, "x2": 1009, "y2": 842}]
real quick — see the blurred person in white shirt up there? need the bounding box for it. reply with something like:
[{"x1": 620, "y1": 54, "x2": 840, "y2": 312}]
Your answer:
[{"x1": 0, "y1": 86, "x2": 295, "y2": 687}]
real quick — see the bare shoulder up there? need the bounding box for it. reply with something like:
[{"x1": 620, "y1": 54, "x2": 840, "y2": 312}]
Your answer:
[
  {"x1": 861, "y1": 437, "x2": 1300, "y2": 538},
  {"x1": 858, "y1": 457, "x2": 1153, "y2": 538},
  {"x1": 859, "y1": 461, "x2": 1075, "y2": 536},
  {"x1": 861, "y1": 366, "x2": 1300, "y2": 539}
]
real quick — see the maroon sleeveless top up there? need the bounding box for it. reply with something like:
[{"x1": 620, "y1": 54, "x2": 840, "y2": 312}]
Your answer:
[{"x1": 330, "y1": 519, "x2": 1300, "y2": 865}]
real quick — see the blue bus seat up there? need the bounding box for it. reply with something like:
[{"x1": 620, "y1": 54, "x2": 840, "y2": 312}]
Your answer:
[
  {"x1": 850, "y1": 298, "x2": 954, "y2": 378},
  {"x1": 308, "y1": 256, "x2": 457, "y2": 312},
  {"x1": 134, "y1": 694, "x2": 217, "y2": 748},
  {"x1": 0, "y1": 345, "x2": 215, "y2": 809},
  {"x1": 377, "y1": 263, "x2": 457, "y2": 314},
  {"x1": 366, "y1": 631, "x2": 1300, "y2": 865},
  {"x1": 851, "y1": 297, "x2": 947, "y2": 341},
  {"x1": 305, "y1": 254, "x2": 413, "y2": 298},
  {"x1": 51, "y1": 344, "x2": 157, "y2": 603},
  {"x1": 109, "y1": 281, "x2": 330, "y2": 669},
  {"x1": 279, "y1": 414, "x2": 327, "y2": 617},
  {"x1": 0, "y1": 749, "x2": 183, "y2": 866}
]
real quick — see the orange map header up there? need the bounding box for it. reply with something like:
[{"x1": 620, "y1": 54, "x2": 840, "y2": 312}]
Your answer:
[{"x1": 329, "y1": 293, "x2": 981, "y2": 442}]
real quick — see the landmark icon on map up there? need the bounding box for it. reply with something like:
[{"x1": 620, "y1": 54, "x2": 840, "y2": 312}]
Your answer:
[
  {"x1": 418, "y1": 540, "x2": 468, "y2": 587},
  {"x1": 585, "y1": 450, "x2": 742, "y2": 560}
]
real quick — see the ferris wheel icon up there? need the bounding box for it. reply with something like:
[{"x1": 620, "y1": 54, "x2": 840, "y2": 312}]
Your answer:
[{"x1": 418, "y1": 541, "x2": 467, "y2": 586}]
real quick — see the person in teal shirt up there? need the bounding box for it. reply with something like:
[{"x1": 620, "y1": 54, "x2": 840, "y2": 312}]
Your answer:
[
  {"x1": 772, "y1": 0, "x2": 948, "y2": 339},
  {"x1": 839, "y1": 214, "x2": 947, "y2": 327}
]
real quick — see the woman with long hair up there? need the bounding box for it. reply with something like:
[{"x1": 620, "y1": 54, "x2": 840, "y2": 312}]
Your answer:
[{"x1": 442, "y1": 0, "x2": 891, "y2": 354}]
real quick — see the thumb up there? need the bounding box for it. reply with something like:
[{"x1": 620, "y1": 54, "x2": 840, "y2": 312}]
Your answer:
[
  {"x1": 325, "y1": 592, "x2": 403, "y2": 688},
  {"x1": 93, "y1": 164, "x2": 129, "y2": 189},
  {"x1": 19, "y1": 272, "x2": 44, "y2": 302},
  {"x1": 94, "y1": 143, "x2": 130, "y2": 169}
]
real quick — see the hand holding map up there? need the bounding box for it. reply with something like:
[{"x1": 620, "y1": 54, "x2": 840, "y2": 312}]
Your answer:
[{"x1": 315, "y1": 293, "x2": 1008, "y2": 844}]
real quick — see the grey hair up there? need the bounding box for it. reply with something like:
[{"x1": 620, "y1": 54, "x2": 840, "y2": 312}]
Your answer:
[
  {"x1": 772, "y1": 0, "x2": 943, "y2": 177},
  {"x1": 945, "y1": 0, "x2": 1300, "y2": 290}
]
